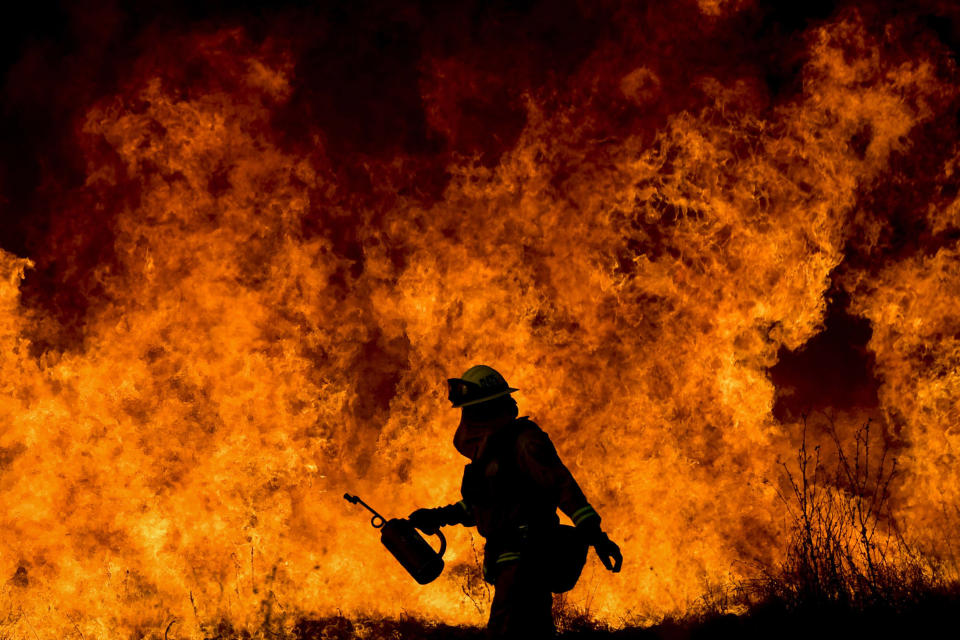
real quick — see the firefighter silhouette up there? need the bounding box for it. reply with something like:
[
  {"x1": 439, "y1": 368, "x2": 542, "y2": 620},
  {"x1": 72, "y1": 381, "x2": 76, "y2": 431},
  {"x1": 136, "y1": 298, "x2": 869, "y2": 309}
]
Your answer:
[{"x1": 409, "y1": 365, "x2": 623, "y2": 639}]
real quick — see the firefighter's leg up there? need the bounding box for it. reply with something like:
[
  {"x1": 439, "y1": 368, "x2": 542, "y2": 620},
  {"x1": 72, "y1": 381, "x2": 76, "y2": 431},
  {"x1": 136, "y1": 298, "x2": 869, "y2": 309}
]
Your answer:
[{"x1": 486, "y1": 557, "x2": 554, "y2": 639}]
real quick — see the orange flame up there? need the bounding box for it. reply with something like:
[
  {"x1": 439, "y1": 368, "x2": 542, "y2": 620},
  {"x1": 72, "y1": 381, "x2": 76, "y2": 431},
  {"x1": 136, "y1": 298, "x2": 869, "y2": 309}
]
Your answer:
[{"x1": 1, "y1": 4, "x2": 959, "y2": 638}]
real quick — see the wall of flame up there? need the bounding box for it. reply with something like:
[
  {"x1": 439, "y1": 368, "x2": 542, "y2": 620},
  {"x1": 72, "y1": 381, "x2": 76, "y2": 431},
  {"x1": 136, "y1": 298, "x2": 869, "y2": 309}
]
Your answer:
[{"x1": 1, "y1": 1, "x2": 959, "y2": 637}]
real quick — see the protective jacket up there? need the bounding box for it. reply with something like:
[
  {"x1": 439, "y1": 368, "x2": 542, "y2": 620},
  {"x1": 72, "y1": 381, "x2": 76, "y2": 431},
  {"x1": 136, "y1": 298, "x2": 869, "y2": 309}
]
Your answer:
[{"x1": 435, "y1": 408, "x2": 601, "y2": 581}]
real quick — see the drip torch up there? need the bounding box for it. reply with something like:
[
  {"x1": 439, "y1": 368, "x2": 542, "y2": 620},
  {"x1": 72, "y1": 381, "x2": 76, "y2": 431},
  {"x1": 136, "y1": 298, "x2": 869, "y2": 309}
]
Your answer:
[{"x1": 343, "y1": 493, "x2": 446, "y2": 585}]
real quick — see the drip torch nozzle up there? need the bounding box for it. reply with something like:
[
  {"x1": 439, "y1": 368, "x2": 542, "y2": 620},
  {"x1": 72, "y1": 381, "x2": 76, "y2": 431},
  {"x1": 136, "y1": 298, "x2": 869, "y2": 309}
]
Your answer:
[{"x1": 343, "y1": 493, "x2": 386, "y2": 529}]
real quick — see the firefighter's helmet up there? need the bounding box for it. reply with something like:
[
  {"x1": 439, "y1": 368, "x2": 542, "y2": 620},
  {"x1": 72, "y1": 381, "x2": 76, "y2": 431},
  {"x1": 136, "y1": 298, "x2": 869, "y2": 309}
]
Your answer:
[{"x1": 447, "y1": 365, "x2": 518, "y2": 408}]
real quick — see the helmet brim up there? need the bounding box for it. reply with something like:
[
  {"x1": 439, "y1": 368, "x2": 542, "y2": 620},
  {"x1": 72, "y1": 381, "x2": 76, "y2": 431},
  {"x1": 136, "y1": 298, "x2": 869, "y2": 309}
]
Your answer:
[{"x1": 451, "y1": 387, "x2": 519, "y2": 408}]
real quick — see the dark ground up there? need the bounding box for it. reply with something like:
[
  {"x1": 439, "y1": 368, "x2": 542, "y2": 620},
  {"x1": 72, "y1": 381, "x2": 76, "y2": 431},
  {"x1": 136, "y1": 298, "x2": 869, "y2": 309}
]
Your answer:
[{"x1": 197, "y1": 584, "x2": 960, "y2": 640}]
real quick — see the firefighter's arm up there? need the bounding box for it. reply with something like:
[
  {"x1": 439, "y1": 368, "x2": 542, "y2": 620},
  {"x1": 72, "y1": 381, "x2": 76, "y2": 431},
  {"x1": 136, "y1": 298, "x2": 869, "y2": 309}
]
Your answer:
[
  {"x1": 517, "y1": 428, "x2": 623, "y2": 572},
  {"x1": 516, "y1": 428, "x2": 599, "y2": 525},
  {"x1": 408, "y1": 500, "x2": 475, "y2": 534}
]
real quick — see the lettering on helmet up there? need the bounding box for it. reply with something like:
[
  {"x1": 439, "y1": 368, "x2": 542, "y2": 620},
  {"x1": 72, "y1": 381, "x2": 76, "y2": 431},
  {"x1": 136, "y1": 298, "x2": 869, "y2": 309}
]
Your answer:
[{"x1": 478, "y1": 373, "x2": 503, "y2": 388}]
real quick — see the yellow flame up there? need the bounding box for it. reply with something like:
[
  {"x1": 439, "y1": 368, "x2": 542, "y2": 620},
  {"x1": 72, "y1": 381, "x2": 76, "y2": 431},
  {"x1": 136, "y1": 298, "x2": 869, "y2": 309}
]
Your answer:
[{"x1": 0, "y1": 9, "x2": 957, "y2": 638}]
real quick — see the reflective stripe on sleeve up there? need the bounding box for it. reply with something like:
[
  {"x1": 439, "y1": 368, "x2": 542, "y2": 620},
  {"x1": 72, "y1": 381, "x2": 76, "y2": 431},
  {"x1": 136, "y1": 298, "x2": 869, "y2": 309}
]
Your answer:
[
  {"x1": 457, "y1": 500, "x2": 469, "y2": 513},
  {"x1": 572, "y1": 505, "x2": 599, "y2": 526},
  {"x1": 496, "y1": 552, "x2": 522, "y2": 564}
]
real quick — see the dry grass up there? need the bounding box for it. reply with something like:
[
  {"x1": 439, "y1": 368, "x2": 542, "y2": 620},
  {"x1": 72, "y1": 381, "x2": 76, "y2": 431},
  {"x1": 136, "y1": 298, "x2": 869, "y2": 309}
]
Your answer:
[
  {"x1": 198, "y1": 418, "x2": 959, "y2": 639},
  {"x1": 753, "y1": 417, "x2": 948, "y2": 613}
]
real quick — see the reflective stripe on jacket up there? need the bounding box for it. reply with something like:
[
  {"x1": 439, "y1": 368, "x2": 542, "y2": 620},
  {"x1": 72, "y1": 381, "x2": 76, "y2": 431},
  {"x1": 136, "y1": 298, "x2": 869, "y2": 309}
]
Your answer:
[{"x1": 440, "y1": 416, "x2": 601, "y2": 572}]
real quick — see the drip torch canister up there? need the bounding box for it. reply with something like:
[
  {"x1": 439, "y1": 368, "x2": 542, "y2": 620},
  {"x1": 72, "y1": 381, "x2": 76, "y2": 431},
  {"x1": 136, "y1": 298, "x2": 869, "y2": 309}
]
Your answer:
[{"x1": 343, "y1": 493, "x2": 446, "y2": 585}]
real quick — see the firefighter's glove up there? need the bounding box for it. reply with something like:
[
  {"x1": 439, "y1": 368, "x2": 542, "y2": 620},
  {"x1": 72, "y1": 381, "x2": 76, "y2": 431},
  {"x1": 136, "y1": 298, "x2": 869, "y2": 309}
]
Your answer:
[
  {"x1": 408, "y1": 508, "x2": 443, "y2": 535},
  {"x1": 578, "y1": 520, "x2": 622, "y2": 571},
  {"x1": 593, "y1": 531, "x2": 623, "y2": 573}
]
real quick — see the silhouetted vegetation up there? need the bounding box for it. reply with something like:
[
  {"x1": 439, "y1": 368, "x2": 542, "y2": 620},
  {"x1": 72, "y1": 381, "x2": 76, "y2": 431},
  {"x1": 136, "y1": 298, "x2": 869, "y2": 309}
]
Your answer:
[
  {"x1": 725, "y1": 416, "x2": 960, "y2": 638},
  {"x1": 757, "y1": 417, "x2": 941, "y2": 607},
  {"x1": 201, "y1": 419, "x2": 959, "y2": 639}
]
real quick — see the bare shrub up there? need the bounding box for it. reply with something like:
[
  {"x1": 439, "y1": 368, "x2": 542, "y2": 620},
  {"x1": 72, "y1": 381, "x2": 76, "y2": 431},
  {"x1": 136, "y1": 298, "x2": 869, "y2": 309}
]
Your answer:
[{"x1": 760, "y1": 416, "x2": 941, "y2": 611}]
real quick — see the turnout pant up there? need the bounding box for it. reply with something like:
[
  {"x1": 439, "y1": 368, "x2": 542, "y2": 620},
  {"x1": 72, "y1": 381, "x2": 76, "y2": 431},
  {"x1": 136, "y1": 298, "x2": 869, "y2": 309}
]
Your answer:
[{"x1": 487, "y1": 556, "x2": 554, "y2": 639}]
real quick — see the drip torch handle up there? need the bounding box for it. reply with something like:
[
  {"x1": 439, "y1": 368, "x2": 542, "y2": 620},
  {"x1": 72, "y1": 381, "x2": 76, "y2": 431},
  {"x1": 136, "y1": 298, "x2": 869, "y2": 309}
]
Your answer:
[
  {"x1": 343, "y1": 493, "x2": 386, "y2": 529},
  {"x1": 433, "y1": 529, "x2": 446, "y2": 558}
]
